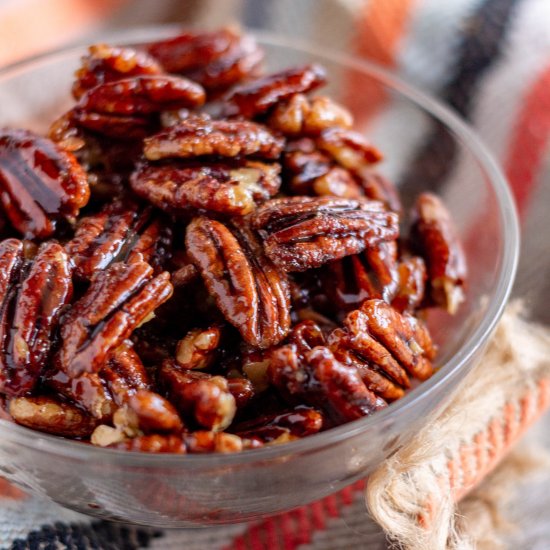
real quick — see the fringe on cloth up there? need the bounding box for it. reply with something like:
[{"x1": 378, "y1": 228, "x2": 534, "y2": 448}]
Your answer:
[{"x1": 366, "y1": 302, "x2": 550, "y2": 549}]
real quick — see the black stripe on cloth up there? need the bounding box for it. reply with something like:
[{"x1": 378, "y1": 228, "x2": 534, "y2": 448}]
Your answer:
[
  {"x1": 398, "y1": 0, "x2": 523, "y2": 200},
  {"x1": 8, "y1": 521, "x2": 162, "y2": 550}
]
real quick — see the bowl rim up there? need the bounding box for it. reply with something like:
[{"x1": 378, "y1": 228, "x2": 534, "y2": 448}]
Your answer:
[{"x1": 0, "y1": 25, "x2": 520, "y2": 466}]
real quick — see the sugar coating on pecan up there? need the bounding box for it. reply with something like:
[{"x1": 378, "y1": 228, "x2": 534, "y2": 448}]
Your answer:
[
  {"x1": 186, "y1": 217, "x2": 291, "y2": 348},
  {"x1": 0, "y1": 129, "x2": 90, "y2": 238},
  {"x1": 130, "y1": 160, "x2": 281, "y2": 216},
  {"x1": 143, "y1": 117, "x2": 284, "y2": 161},
  {"x1": 251, "y1": 196, "x2": 399, "y2": 271}
]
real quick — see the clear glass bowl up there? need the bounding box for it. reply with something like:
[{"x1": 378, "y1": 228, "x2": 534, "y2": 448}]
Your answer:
[{"x1": 0, "y1": 27, "x2": 519, "y2": 527}]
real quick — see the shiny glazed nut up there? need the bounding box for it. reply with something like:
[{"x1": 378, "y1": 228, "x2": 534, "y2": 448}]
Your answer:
[
  {"x1": 183, "y1": 431, "x2": 245, "y2": 453},
  {"x1": 111, "y1": 433, "x2": 187, "y2": 453},
  {"x1": 226, "y1": 64, "x2": 327, "y2": 118},
  {"x1": 251, "y1": 196, "x2": 399, "y2": 271},
  {"x1": 392, "y1": 256, "x2": 427, "y2": 312},
  {"x1": 412, "y1": 192, "x2": 467, "y2": 314},
  {"x1": 71, "y1": 109, "x2": 153, "y2": 139},
  {"x1": 56, "y1": 261, "x2": 173, "y2": 377},
  {"x1": 356, "y1": 169, "x2": 402, "y2": 213},
  {"x1": 130, "y1": 160, "x2": 281, "y2": 216},
  {"x1": 78, "y1": 75, "x2": 206, "y2": 115},
  {"x1": 176, "y1": 326, "x2": 221, "y2": 370},
  {"x1": 227, "y1": 377, "x2": 254, "y2": 409},
  {"x1": 143, "y1": 117, "x2": 284, "y2": 161},
  {"x1": 127, "y1": 390, "x2": 184, "y2": 433},
  {"x1": 0, "y1": 239, "x2": 73, "y2": 396},
  {"x1": 9, "y1": 396, "x2": 97, "y2": 437},
  {"x1": 72, "y1": 43, "x2": 163, "y2": 100},
  {"x1": 160, "y1": 361, "x2": 236, "y2": 431},
  {"x1": 269, "y1": 94, "x2": 353, "y2": 136},
  {"x1": 186, "y1": 217, "x2": 291, "y2": 348},
  {"x1": 0, "y1": 128, "x2": 90, "y2": 238}
]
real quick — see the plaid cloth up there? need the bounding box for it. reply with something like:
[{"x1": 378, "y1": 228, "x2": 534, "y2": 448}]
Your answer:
[{"x1": 1, "y1": 0, "x2": 550, "y2": 548}]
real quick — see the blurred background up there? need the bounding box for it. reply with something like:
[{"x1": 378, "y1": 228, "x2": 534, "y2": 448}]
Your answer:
[{"x1": 1, "y1": 0, "x2": 550, "y2": 547}]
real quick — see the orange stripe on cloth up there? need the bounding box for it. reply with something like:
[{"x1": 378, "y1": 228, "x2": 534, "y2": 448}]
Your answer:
[
  {"x1": 0, "y1": 477, "x2": 27, "y2": 500},
  {"x1": 504, "y1": 63, "x2": 550, "y2": 218},
  {"x1": 347, "y1": 0, "x2": 417, "y2": 124},
  {"x1": 0, "y1": 0, "x2": 129, "y2": 67},
  {"x1": 225, "y1": 479, "x2": 366, "y2": 550}
]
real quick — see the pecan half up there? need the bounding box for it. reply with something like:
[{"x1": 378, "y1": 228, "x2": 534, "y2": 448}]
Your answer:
[
  {"x1": 56, "y1": 260, "x2": 173, "y2": 377},
  {"x1": 72, "y1": 43, "x2": 163, "y2": 100},
  {"x1": 71, "y1": 109, "x2": 153, "y2": 140},
  {"x1": 0, "y1": 239, "x2": 73, "y2": 396},
  {"x1": 316, "y1": 128, "x2": 382, "y2": 170},
  {"x1": 269, "y1": 94, "x2": 353, "y2": 136},
  {"x1": 78, "y1": 75, "x2": 205, "y2": 115},
  {"x1": 130, "y1": 160, "x2": 281, "y2": 216},
  {"x1": 65, "y1": 201, "x2": 169, "y2": 280},
  {"x1": 322, "y1": 241, "x2": 399, "y2": 312},
  {"x1": 186, "y1": 217, "x2": 290, "y2": 348},
  {"x1": 226, "y1": 64, "x2": 327, "y2": 118},
  {"x1": 269, "y1": 343, "x2": 385, "y2": 422},
  {"x1": 127, "y1": 390, "x2": 183, "y2": 433},
  {"x1": 160, "y1": 361, "x2": 236, "y2": 431},
  {"x1": 392, "y1": 256, "x2": 427, "y2": 313},
  {"x1": 0, "y1": 129, "x2": 90, "y2": 238},
  {"x1": 333, "y1": 299, "x2": 436, "y2": 391},
  {"x1": 356, "y1": 169, "x2": 402, "y2": 213},
  {"x1": 251, "y1": 196, "x2": 399, "y2": 272},
  {"x1": 9, "y1": 396, "x2": 97, "y2": 437},
  {"x1": 411, "y1": 193, "x2": 467, "y2": 314},
  {"x1": 143, "y1": 117, "x2": 284, "y2": 161}
]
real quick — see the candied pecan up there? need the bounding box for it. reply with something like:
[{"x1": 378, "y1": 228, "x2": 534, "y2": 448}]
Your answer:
[
  {"x1": 355, "y1": 169, "x2": 402, "y2": 213},
  {"x1": 71, "y1": 109, "x2": 153, "y2": 140},
  {"x1": 130, "y1": 160, "x2": 281, "y2": 216},
  {"x1": 176, "y1": 326, "x2": 221, "y2": 370},
  {"x1": 227, "y1": 377, "x2": 254, "y2": 409},
  {"x1": 251, "y1": 196, "x2": 399, "y2": 272},
  {"x1": 392, "y1": 256, "x2": 427, "y2": 313},
  {"x1": 183, "y1": 431, "x2": 244, "y2": 453},
  {"x1": 9, "y1": 396, "x2": 97, "y2": 437},
  {"x1": 269, "y1": 94, "x2": 353, "y2": 136},
  {"x1": 160, "y1": 361, "x2": 236, "y2": 431},
  {"x1": 127, "y1": 390, "x2": 183, "y2": 433},
  {"x1": 233, "y1": 406, "x2": 323, "y2": 442},
  {"x1": 78, "y1": 75, "x2": 205, "y2": 115},
  {"x1": 0, "y1": 240, "x2": 73, "y2": 396},
  {"x1": 322, "y1": 241, "x2": 399, "y2": 312},
  {"x1": 65, "y1": 201, "x2": 169, "y2": 280},
  {"x1": 72, "y1": 43, "x2": 163, "y2": 100},
  {"x1": 226, "y1": 64, "x2": 327, "y2": 118},
  {"x1": 337, "y1": 299, "x2": 435, "y2": 386},
  {"x1": 56, "y1": 260, "x2": 173, "y2": 377},
  {"x1": 269, "y1": 343, "x2": 385, "y2": 422},
  {"x1": 411, "y1": 193, "x2": 467, "y2": 314},
  {"x1": 171, "y1": 263, "x2": 199, "y2": 288},
  {"x1": 143, "y1": 117, "x2": 284, "y2": 161},
  {"x1": 111, "y1": 434, "x2": 187, "y2": 453},
  {"x1": 47, "y1": 368, "x2": 114, "y2": 421},
  {"x1": 186, "y1": 217, "x2": 290, "y2": 348},
  {"x1": 0, "y1": 128, "x2": 89, "y2": 238},
  {"x1": 316, "y1": 127, "x2": 382, "y2": 170}
]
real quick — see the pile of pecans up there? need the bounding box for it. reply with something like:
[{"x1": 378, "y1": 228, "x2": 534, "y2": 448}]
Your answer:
[{"x1": 0, "y1": 28, "x2": 467, "y2": 454}]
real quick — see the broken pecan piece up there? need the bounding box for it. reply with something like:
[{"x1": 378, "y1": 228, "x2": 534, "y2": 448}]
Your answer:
[
  {"x1": 411, "y1": 193, "x2": 467, "y2": 314},
  {"x1": 251, "y1": 196, "x2": 399, "y2": 272},
  {"x1": 226, "y1": 64, "x2": 327, "y2": 118},
  {"x1": 56, "y1": 260, "x2": 173, "y2": 378},
  {"x1": 160, "y1": 361, "x2": 236, "y2": 431},
  {"x1": 130, "y1": 160, "x2": 281, "y2": 216},
  {"x1": 269, "y1": 94, "x2": 353, "y2": 136},
  {"x1": 392, "y1": 256, "x2": 427, "y2": 313},
  {"x1": 111, "y1": 433, "x2": 187, "y2": 453},
  {"x1": 176, "y1": 326, "x2": 222, "y2": 370},
  {"x1": 9, "y1": 396, "x2": 97, "y2": 438},
  {"x1": 0, "y1": 128, "x2": 90, "y2": 238},
  {"x1": 143, "y1": 117, "x2": 284, "y2": 161},
  {"x1": 0, "y1": 239, "x2": 73, "y2": 396},
  {"x1": 78, "y1": 75, "x2": 205, "y2": 115},
  {"x1": 72, "y1": 43, "x2": 163, "y2": 100},
  {"x1": 186, "y1": 217, "x2": 290, "y2": 348}
]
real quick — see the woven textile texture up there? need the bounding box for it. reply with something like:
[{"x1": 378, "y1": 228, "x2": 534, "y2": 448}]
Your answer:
[{"x1": 1, "y1": 0, "x2": 550, "y2": 548}]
